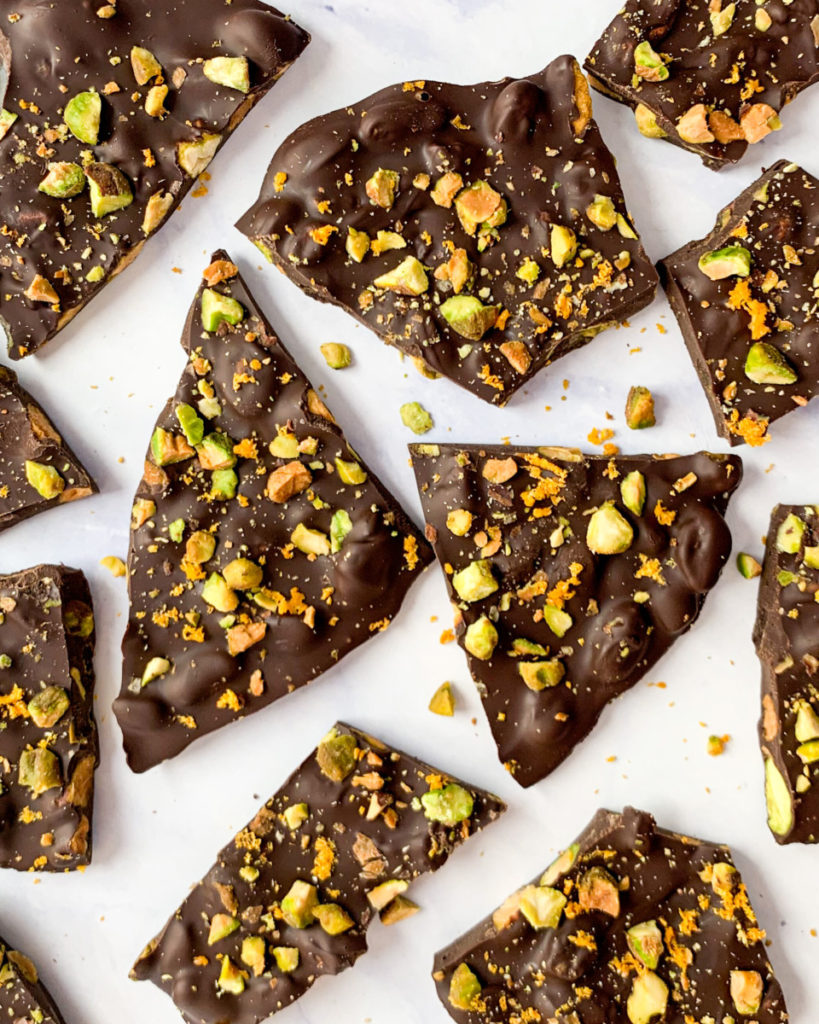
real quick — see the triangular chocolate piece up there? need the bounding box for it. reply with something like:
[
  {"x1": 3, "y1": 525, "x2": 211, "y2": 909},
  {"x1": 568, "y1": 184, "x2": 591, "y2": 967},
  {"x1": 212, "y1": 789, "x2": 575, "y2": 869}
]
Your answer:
[
  {"x1": 114, "y1": 253, "x2": 432, "y2": 772},
  {"x1": 433, "y1": 806, "x2": 788, "y2": 1022},
  {"x1": 411, "y1": 444, "x2": 741, "y2": 786},
  {"x1": 0, "y1": 937, "x2": 69, "y2": 1024},
  {"x1": 237, "y1": 55, "x2": 658, "y2": 405},
  {"x1": 0, "y1": 367, "x2": 96, "y2": 532},
  {"x1": 132, "y1": 722, "x2": 505, "y2": 1024}
]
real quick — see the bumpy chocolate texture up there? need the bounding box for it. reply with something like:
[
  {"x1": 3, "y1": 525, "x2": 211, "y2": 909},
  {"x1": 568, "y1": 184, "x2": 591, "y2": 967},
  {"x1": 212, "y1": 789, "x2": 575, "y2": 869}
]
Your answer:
[
  {"x1": 0, "y1": 0, "x2": 308, "y2": 358},
  {"x1": 237, "y1": 55, "x2": 658, "y2": 406},
  {"x1": 754, "y1": 504, "x2": 819, "y2": 844},
  {"x1": 114, "y1": 252, "x2": 432, "y2": 773},
  {"x1": 0, "y1": 937, "x2": 68, "y2": 1024},
  {"x1": 0, "y1": 366, "x2": 96, "y2": 532},
  {"x1": 132, "y1": 722, "x2": 506, "y2": 1024},
  {"x1": 585, "y1": 0, "x2": 819, "y2": 170},
  {"x1": 660, "y1": 160, "x2": 819, "y2": 448},
  {"x1": 0, "y1": 565, "x2": 97, "y2": 871},
  {"x1": 433, "y1": 806, "x2": 788, "y2": 1024},
  {"x1": 410, "y1": 444, "x2": 741, "y2": 787}
]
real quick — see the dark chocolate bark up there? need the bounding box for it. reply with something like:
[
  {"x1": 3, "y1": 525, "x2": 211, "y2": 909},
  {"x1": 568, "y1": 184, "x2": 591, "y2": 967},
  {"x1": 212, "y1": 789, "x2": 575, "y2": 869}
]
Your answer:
[
  {"x1": 131, "y1": 722, "x2": 505, "y2": 1024},
  {"x1": 585, "y1": 0, "x2": 819, "y2": 170},
  {"x1": 237, "y1": 55, "x2": 658, "y2": 406},
  {"x1": 114, "y1": 252, "x2": 432, "y2": 773},
  {"x1": 410, "y1": 444, "x2": 741, "y2": 787},
  {"x1": 754, "y1": 504, "x2": 819, "y2": 844},
  {"x1": 0, "y1": 565, "x2": 97, "y2": 871},
  {"x1": 433, "y1": 806, "x2": 788, "y2": 1023},
  {"x1": 660, "y1": 160, "x2": 819, "y2": 447},
  {"x1": 0, "y1": 937, "x2": 69, "y2": 1024},
  {"x1": 0, "y1": 0, "x2": 308, "y2": 358},
  {"x1": 0, "y1": 366, "x2": 96, "y2": 532}
]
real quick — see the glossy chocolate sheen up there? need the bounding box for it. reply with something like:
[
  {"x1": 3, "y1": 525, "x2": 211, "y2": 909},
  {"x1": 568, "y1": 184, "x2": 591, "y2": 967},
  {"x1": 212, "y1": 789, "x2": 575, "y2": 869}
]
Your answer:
[
  {"x1": 132, "y1": 721, "x2": 505, "y2": 1024},
  {"x1": 433, "y1": 806, "x2": 788, "y2": 1023},
  {"x1": 0, "y1": 0, "x2": 308, "y2": 358},
  {"x1": 411, "y1": 444, "x2": 741, "y2": 787},
  {"x1": 755, "y1": 504, "x2": 819, "y2": 844},
  {"x1": 237, "y1": 55, "x2": 658, "y2": 406},
  {"x1": 0, "y1": 365, "x2": 96, "y2": 532},
  {"x1": 0, "y1": 565, "x2": 97, "y2": 871},
  {"x1": 0, "y1": 938, "x2": 68, "y2": 1024},
  {"x1": 660, "y1": 160, "x2": 819, "y2": 448},
  {"x1": 585, "y1": 0, "x2": 819, "y2": 170},
  {"x1": 114, "y1": 251, "x2": 432, "y2": 773}
]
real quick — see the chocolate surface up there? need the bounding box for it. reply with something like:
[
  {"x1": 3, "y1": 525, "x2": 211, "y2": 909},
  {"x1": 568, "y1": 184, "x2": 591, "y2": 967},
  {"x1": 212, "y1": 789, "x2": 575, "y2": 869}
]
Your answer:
[
  {"x1": 114, "y1": 251, "x2": 432, "y2": 773},
  {"x1": 132, "y1": 721, "x2": 505, "y2": 1024},
  {"x1": 0, "y1": 936, "x2": 68, "y2": 1024},
  {"x1": 0, "y1": 565, "x2": 97, "y2": 871},
  {"x1": 433, "y1": 806, "x2": 788, "y2": 1023},
  {"x1": 410, "y1": 444, "x2": 741, "y2": 787},
  {"x1": 585, "y1": 0, "x2": 819, "y2": 170},
  {"x1": 660, "y1": 160, "x2": 819, "y2": 447},
  {"x1": 237, "y1": 55, "x2": 658, "y2": 406},
  {"x1": 0, "y1": 0, "x2": 308, "y2": 358},
  {"x1": 0, "y1": 365, "x2": 96, "y2": 532},
  {"x1": 755, "y1": 504, "x2": 819, "y2": 844}
]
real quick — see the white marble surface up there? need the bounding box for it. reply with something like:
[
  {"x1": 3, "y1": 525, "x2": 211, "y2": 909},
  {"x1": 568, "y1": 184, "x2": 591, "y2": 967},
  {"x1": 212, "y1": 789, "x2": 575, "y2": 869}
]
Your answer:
[{"x1": 2, "y1": 1, "x2": 818, "y2": 1021}]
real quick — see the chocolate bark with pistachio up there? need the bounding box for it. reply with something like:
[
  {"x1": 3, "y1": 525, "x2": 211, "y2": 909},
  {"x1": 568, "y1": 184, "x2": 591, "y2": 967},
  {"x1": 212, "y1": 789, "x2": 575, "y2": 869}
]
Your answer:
[
  {"x1": 433, "y1": 806, "x2": 788, "y2": 1024},
  {"x1": 114, "y1": 252, "x2": 432, "y2": 773},
  {"x1": 0, "y1": 0, "x2": 308, "y2": 359},
  {"x1": 0, "y1": 937, "x2": 69, "y2": 1024},
  {"x1": 585, "y1": 0, "x2": 819, "y2": 170},
  {"x1": 131, "y1": 722, "x2": 505, "y2": 1024},
  {"x1": 236, "y1": 55, "x2": 658, "y2": 406},
  {"x1": 754, "y1": 504, "x2": 819, "y2": 844},
  {"x1": 410, "y1": 444, "x2": 741, "y2": 787},
  {"x1": 660, "y1": 161, "x2": 819, "y2": 447},
  {"x1": 0, "y1": 565, "x2": 97, "y2": 871},
  {"x1": 0, "y1": 366, "x2": 96, "y2": 533}
]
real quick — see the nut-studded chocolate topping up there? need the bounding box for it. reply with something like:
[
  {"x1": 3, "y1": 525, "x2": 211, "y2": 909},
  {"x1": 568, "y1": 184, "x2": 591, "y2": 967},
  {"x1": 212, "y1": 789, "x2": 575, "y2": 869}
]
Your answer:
[
  {"x1": 0, "y1": 565, "x2": 98, "y2": 871},
  {"x1": 585, "y1": 0, "x2": 819, "y2": 170},
  {"x1": 0, "y1": 0, "x2": 308, "y2": 358},
  {"x1": 237, "y1": 55, "x2": 658, "y2": 406},
  {"x1": 433, "y1": 806, "x2": 788, "y2": 1023},
  {"x1": 0, "y1": 937, "x2": 69, "y2": 1024},
  {"x1": 114, "y1": 251, "x2": 432, "y2": 774},
  {"x1": 131, "y1": 722, "x2": 505, "y2": 1024},
  {"x1": 410, "y1": 444, "x2": 741, "y2": 787}
]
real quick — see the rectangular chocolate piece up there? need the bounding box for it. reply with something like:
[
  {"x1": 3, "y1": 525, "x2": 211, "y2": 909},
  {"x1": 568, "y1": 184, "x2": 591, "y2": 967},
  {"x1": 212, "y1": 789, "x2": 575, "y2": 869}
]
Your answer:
[
  {"x1": 410, "y1": 444, "x2": 741, "y2": 787},
  {"x1": 755, "y1": 504, "x2": 819, "y2": 844},
  {"x1": 0, "y1": 0, "x2": 308, "y2": 358},
  {"x1": 660, "y1": 160, "x2": 818, "y2": 447},
  {"x1": 114, "y1": 252, "x2": 432, "y2": 773},
  {"x1": 0, "y1": 365, "x2": 96, "y2": 532},
  {"x1": 0, "y1": 937, "x2": 69, "y2": 1024},
  {"x1": 0, "y1": 565, "x2": 97, "y2": 871},
  {"x1": 434, "y1": 806, "x2": 788, "y2": 1023},
  {"x1": 585, "y1": 0, "x2": 819, "y2": 170},
  {"x1": 237, "y1": 55, "x2": 658, "y2": 405},
  {"x1": 132, "y1": 722, "x2": 505, "y2": 1024}
]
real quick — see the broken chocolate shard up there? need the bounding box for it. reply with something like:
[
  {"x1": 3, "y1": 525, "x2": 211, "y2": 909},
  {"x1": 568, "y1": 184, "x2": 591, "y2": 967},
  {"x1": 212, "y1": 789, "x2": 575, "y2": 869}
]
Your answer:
[
  {"x1": 410, "y1": 444, "x2": 741, "y2": 787},
  {"x1": 114, "y1": 251, "x2": 432, "y2": 773},
  {"x1": 0, "y1": 935, "x2": 70, "y2": 1024},
  {"x1": 237, "y1": 55, "x2": 658, "y2": 406}
]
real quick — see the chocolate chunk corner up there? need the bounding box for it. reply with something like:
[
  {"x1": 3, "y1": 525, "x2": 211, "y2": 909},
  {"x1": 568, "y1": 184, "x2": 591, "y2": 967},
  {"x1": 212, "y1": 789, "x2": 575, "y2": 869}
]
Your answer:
[{"x1": 0, "y1": 937, "x2": 69, "y2": 1024}]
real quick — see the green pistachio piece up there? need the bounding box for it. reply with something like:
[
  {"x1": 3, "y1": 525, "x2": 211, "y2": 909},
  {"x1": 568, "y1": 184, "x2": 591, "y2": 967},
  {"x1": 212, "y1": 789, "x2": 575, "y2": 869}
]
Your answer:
[
  {"x1": 38, "y1": 162, "x2": 85, "y2": 199},
  {"x1": 516, "y1": 257, "x2": 540, "y2": 284},
  {"x1": 141, "y1": 656, "x2": 171, "y2": 687},
  {"x1": 421, "y1": 783, "x2": 474, "y2": 826},
  {"x1": 736, "y1": 552, "x2": 762, "y2": 579},
  {"x1": 795, "y1": 701, "x2": 819, "y2": 742},
  {"x1": 208, "y1": 914, "x2": 240, "y2": 945},
  {"x1": 314, "y1": 904, "x2": 354, "y2": 936},
  {"x1": 464, "y1": 615, "x2": 499, "y2": 660},
  {"x1": 0, "y1": 108, "x2": 18, "y2": 140},
  {"x1": 0, "y1": 655, "x2": 10, "y2": 669},
  {"x1": 168, "y1": 519, "x2": 185, "y2": 543},
  {"x1": 177, "y1": 133, "x2": 221, "y2": 177},
  {"x1": 400, "y1": 401, "x2": 433, "y2": 435},
  {"x1": 175, "y1": 403, "x2": 205, "y2": 446},
  {"x1": 625, "y1": 386, "x2": 656, "y2": 429},
  {"x1": 454, "y1": 180, "x2": 506, "y2": 236},
  {"x1": 365, "y1": 168, "x2": 400, "y2": 210},
  {"x1": 543, "y1": 605, "x2": 572, "y2": 638},
  {"x1": 142, "y1": 190, "x2": 174, "y2": 235},
  {"x1": 439, "y1": 295, "x2": 500, "y2": 341},
  {"x1": 131, "y1": 497, "x2": 156, "y2": 529},
  {"x1": 64, "y1": 90, "x2": 101, "y2": 144},
  {"x1": 711, "y1": 1, "x2": 736, "y2": 36},
  {"x1": 330, "y1": 509, "x2": 353, "y2": 553},
  {"x1": 291, "y1": 522, "x2": 331, "y2": 556},
  {"x1": 201, "y1": 288, "x2": 244, "y2": 332},
  {"x1": 804, "y1": 545, "x2": 819, "y2": 570},
  {"x1": 367, "y1": 879, "x2": 409, "y2": 912},
  {"x1": 635, "y1": 103, "x2": 667, "y2": 138},
  {"x1": 373, "y1": 255, "x2": 429, "y2": 296},
  {"x1": 550, "y1": 224, "x2": 577, "y2": 267},
  {"x1": 764, "y1": 756, "x2": 793, "y2": 836},
  {"x1": 201, "y1": 573, "x2": 238, "y2": 613},
  {"x1": 519, "y1": 884, "x2": 567, "y2": 930},
  {"x1": 452, "y1": 559, "x2": 498, "y2": 603},
  {"x1": 540, "y1": 844, "x2": 579, "y2": 886},
  {"x1": 634, "y1": 40, "x2": 669, "y2": 81},
  {"x1": 335, "y1": 457, "x2": 368, "y2": 485},
  {"x1": 379, "y1": 894, "x2": 420, "y2": 925},
  {"x1": 620, "y1": 471, "x2": 646, "y2": 516},
  {"x1": 85, "y1": 163, "x2": 133, "y2": 218},
  {"x1": 130, "y1": 46, "x2": 162, "y2": 85},
  {"x1": 730, "y1": 970, "x2": 763, "y2": 1016},
  {"x1": 316, "y1": 727, "x2": 357, "y2": 782},
  {"x1": 744, "y1": 342, "x2": 798, "y2": 385},
  {"x1": 446, "y1": 508, "x2": 472, "y2": 536},
  {"x1": 280, "y1": 880, "x2": 318, "y2": 929},
  {"x1": 776, "y1": 512, "x2": 806, "y2": 554},
  {"x1": 627, "y1": 971, "x2": 668, "y2": 1024},
  {"x1": 346, "y1": 227, "x2": 371, "y2": 263},
  {"x1": 197, "y1": 433, "x2": 236, "y2": 470},
  {"x1": 448, "y1": 962, "x2": 482, "y2": 1011},
  {"x1": 203, "y1": 55, "x2": 250, "y2": 93},
  {"x1": 282, "y1": 802, "x2": 309, "y2": 829},
  {"x1": 64, "y1": 602, "x2": 95, "y2": 638},
  {"x1": 272, "y1": 946, "x2": 299, "y2": 973},
  {"x1": 510, "y1": 638, "x2": 548, "y2": 658},
  {"x1": 586, "y1": 194, "x2": 617, "y2": 231},
  {"x1": 320, "y1": 342, "x2": 351, "y2": 369},
  {"x1": 186, "y1": 531, "x2": 216, "y2": 564},
  {"x1": 518, "y1": 659, "x2": 564, "y2": 691},
  {"x1": 240, "y1": 936, "x2": 266, "y2": 977},
  {"x1": 18, "y1": 747, "x2": 61, "y2": 797},
  {"x1": 698, "y1": 245, "x2": 751, "y2": 280},
  {"x1": 587, "y1": 504, "x2": 634, "y2": 554},
  {"x1": 429, "y1": 681, "x2": 455, "y2": 716},
  {"x1": 217, "y1": 957, "x2": 245, "y2": 995},
  {"x1": 223, "y1": 558, "x2": 263, "y2": 590},
  {"x1": 24, "y1": 461, "x2": 64, "y2": 500},
  {"x1": 626, "y1": 921, "x2": 663, "y2": 969},
  {"x1": 269, "y1": 430, "x2": 300, "y2": 459},
  {"x1": 755, "y1": 7, "x2": 772, "y2": 30},
  {"x1": 578, "y1": 867, "x2": 621, "y2": 917},
  {"x1": 151, "y1": 427, "x2": 194, "y2": 467},
  {"x1": 212, "y1": 468, "x2": 238, "y2": 500},
  {"x1": 797, "y1": 739, "x2": 819, "y2": 764},
  {"x1": 27, "y1": 686, "x2": 70, "y2": 729}
]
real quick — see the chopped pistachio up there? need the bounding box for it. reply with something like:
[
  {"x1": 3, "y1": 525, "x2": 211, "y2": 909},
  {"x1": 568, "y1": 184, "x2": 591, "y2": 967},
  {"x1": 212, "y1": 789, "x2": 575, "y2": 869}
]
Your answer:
[
  {"x1": 280, "y1": 880, "x2": 318, "y2": 929},
  {"x1": 400, "y1": 401, "x2": 433, "y2": 435},
  {"x1": 18, "y1": 747, "x2": 61, "y2": 797},
  {"x1": 335, "y1": 457, "x2": 367, "y2": 485},
  {"x1": 201, "y1": 573, "x2": 239, "y2": 613},
  {"x1": 776, "y1": 512, "x2": 805, "y2": 554},
  {"x1": 439, "y1": 295, "x2": 499, "y2": 341},
  {"x1": 464, "y1": 615, "x2": 498, "y2": 660},
  {"x1": 223, "y1": 558, "x2": 263, "y2": 590},
  {"x1": 373, "y1": 255, "x2": 428, "y2": 296},
  {"x1": 320, "y1": 342, "x2": 351, "y2": 369},
  {"x1": 587, "y1": 504, "x2": 634, "y2": 554},
  {"x1": 620, "y1": 471, "x2": 646, "y2": 516},
  {"x1": 141, "y1": 656, "x2": 171, "y2": 687},
  {"x1": 207, "y1": 913, "x2": 240, "y2": 945},
  {"x1": 27, "y1": 686, "x2": 70, "y2": 729},
  {"x1": 314, "y1": 904, "x2": 354, "y2": 935},
  {"x1": 38, "y1": 162, "x2": 86, "y2": 199},
  {"x1": 698, "y1": 245, "x2": 751, "y2": 280},
  {"x1": 201, "y1": 288, "x2": 244, "y2": 332},
  {"x1": 627, "y1": 971, "x2": 668, "y2": 1024},
  {"x1": 736, "y1": 552, "x2": 762, "y2": 579},
  {"x1": 625, "y1": 386, "x2": 656, "y2": 429},
  {"x1": 272, "y1": 947, "x2": 299, "y2": 973},
  {"x1": 518, "y1": 659, "x2": 564, "y2": 691},
  {"x1": 429, "y1": 681, "x2": 455, "y2": 716},
  {"x1": 65, "y1": 90, "x2": 102, "y2": 144},
  {"x1": 448, "y1": 962, "x2": 481, "y2": 1011},
  {"x1": 203, "y1": 55, "x2": 250, "y2": 93},
  {"x1": 519, "y1": 884, "x2": 567, "y2": 929},
  {"x1": 291, "y1": 522, "x2": 331, "y2": 556},
  {"x1": 452, "y1": 559, "x2": 498, "y2": 603},
  {"x1": 421, "y1": 783, "x2": 473, "y2": 826},
  {"x1": 316, "y1": 727, "x2": 357, "y2": 782},
  {"x1": 586, "y1": 194, "x2": 617, "y2": 231},
  {"x1": 550, "y1": 224, "x2": 577, "y2": 267},
  {"x1": 744, "y1": 342, "x2": 797, "y2": 385},
  {"x1": 626, "y1": 921, "x2": 663, "y2": 969},
  {"x1": 24, "y1": 461, "x2": 64, "y2": 500},
  {"x1": 85, "y1": 163, "x2": 133, "y2": 218}
]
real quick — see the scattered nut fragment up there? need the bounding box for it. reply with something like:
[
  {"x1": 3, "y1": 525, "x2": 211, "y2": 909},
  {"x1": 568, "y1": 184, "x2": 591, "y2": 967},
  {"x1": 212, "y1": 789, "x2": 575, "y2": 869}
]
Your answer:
[
  {"x1": 400, "y1": 401, "x2": 433, "y2": 435},
  {"x1": 429, "y1": 681, "x2": 455, "y2": 717},
  {"x1": 625, "y1": 386, "x2": 655, "y2": 430},
  {"x1": 100, "y1": 555, "x2": 127, "y2": 578},
  {"x1": 707, "y1": 734, "x2": 730, "y2": 756},
  {"x1": 736, "y1": 552, "x2": 762, "y2": 579},
  {"x1": 320, "y1": 342, "x2": 351, "y2": 369},
  {"x1": 24, "y1": 275, "x2": 59, "y2": 305}
]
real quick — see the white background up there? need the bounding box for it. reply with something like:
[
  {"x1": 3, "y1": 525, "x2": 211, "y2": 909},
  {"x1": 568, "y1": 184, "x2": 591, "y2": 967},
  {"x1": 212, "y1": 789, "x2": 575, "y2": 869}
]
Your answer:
[{"x1": 2, "y1": 1, "x2": 818, "y2": 1021}]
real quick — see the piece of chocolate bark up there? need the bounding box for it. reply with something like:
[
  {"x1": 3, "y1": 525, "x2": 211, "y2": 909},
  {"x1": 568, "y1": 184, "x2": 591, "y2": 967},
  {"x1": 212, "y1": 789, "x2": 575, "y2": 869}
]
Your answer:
[
  {"x1": 0, "y1": 366, "x2": 96, "y2": 532},
  {"x1": 754, "y1": 504, "x2": 819, "y2": 844},
  {"x1": 0, "y1": 937, "x2": 69, "y2": 1024},
  {"x1": 132, "y1": 722, "x2": 505, "y2": 1024},
  {"x1": 585, "y1": 0, "x2": 819, "y2": 171},
  {"x1": 410, "y1": 444, "x2": 741, "y2": 787},
  {"x1": 433, "y1": 806, "x2": 788, "y2": 1023},
  {"x1": 0, "y1": 565, "x2": 97, "y2": 871},
  {"x1": 0, "y1": 0, "x2": 308, "y2": 359},
  {"x1": 236, "y1": 55, "x2": 658, "y2": 406},
  {"x1": 660, "y1": 160, "x2": 819, "y2": 447},
  {"x1": 114, "y1": 252, "x2": 432, "y2": 773}
]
